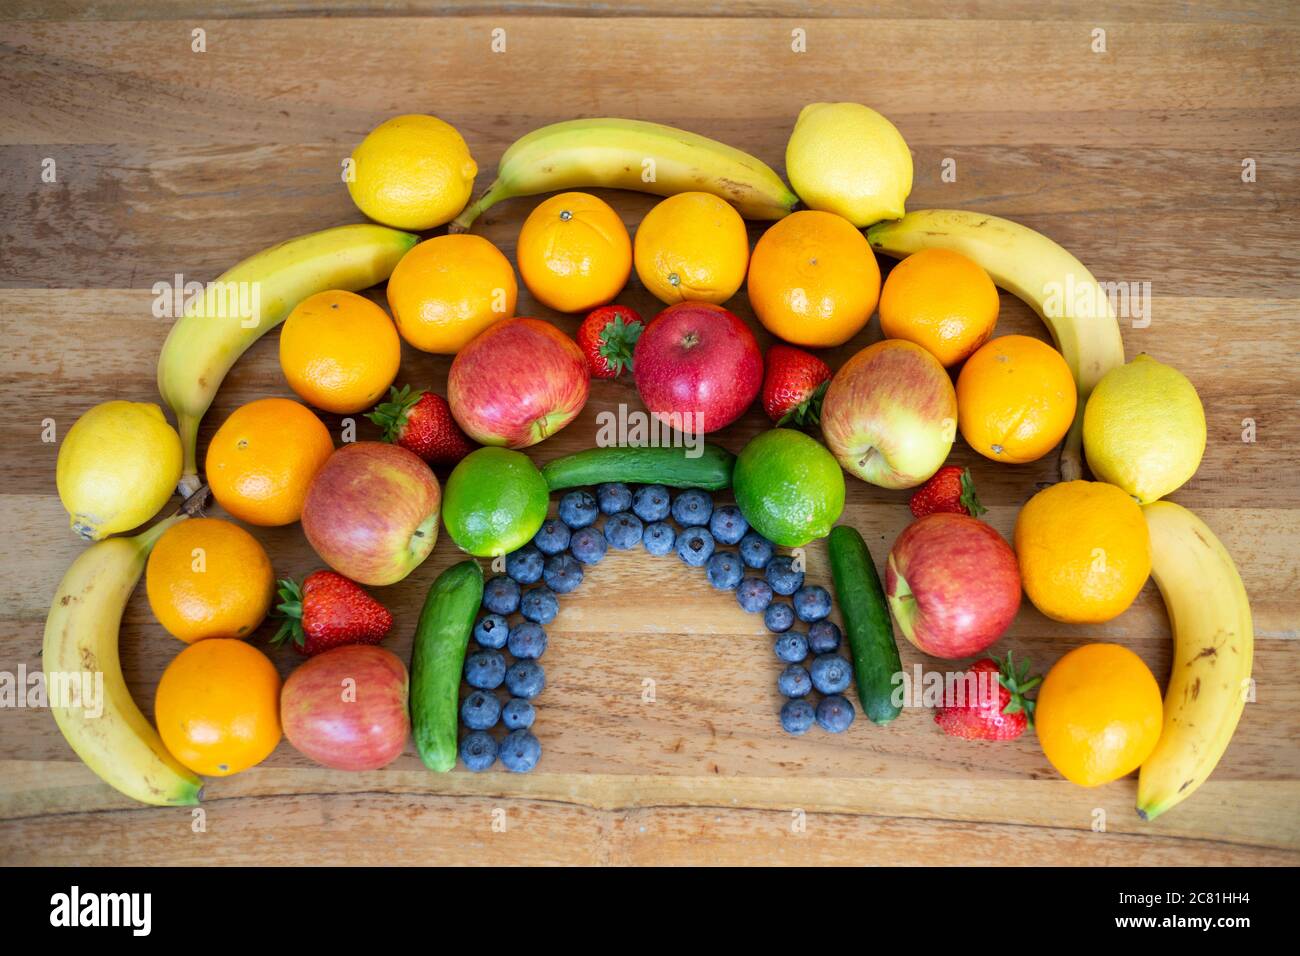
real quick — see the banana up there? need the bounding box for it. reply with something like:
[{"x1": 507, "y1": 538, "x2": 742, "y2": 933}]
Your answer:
[
  {"x1": 1136, "y1": 501, "x2": 1253, "y2": 821},
  {"x1": 157, "y1": 224, "x2": 418, "y2": 495},
  {"x1": 450, "y1": 118, "x2": 798, "y2": 231},
  {"x1": 43, "y1": 501, "x2": 207, "y2": 806},
  {"x1": 866, "y1": 210, "x2": 1125, "y2": 481}
]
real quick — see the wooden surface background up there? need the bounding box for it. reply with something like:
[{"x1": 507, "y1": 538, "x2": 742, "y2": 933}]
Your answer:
[{"x1": 2, "y1": 2, "x2": 1298, "y2": 866}]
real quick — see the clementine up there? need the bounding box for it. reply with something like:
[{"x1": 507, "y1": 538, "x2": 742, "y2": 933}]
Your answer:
[
  {"x1": 634, "y1": 192, "x2": 749, "y2": 305},
  {"x1": 878, "y1": 248, "x2": 999, "y2": 366},
  {"x1": 516, "y1": 192, "x2": 631, "y2": 313},
  {"x1": 279, "y1": 290, "x2": 401, "y2": 414}
]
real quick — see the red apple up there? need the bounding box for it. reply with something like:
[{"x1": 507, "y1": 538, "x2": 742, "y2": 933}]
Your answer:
[
  {"x1": 448, "y1": 317, "x2": 589, "y2": 448},
  {"x1": 281, "y1": 644, "x2": 409, "y2": 771},
  {"x1": 633, "y1": 302, "x2": 762, "y2": 434},
  {"x1": 301, "y1": 441, "x2": 440, "y2": 587},
  {"x1": 885, "y1": 513, "x2": 1022, "y2": 660},
  {"x1": 821, "y1": 339, "x2": 957, "y2": 489}
]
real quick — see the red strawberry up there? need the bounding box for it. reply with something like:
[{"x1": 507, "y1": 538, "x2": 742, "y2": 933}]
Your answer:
[
  {"x1": 909, "y1": 465, "x2": 986, "y2": 519},
  {"x1": 576, "y1": 305, "x2": 644, "y2": 379},
  {"x1": 761, "y1": 344, "x2": 832, "y2": 426},
  {"x1": 271, "y1": 571, "x2": 394, "y2": 657},
  {"x1": 933, "y1": 653, "x2": 1040, "y2": 741},
  {"x1": 366, "y1": 385, "x2": 475, "y2": 467}
]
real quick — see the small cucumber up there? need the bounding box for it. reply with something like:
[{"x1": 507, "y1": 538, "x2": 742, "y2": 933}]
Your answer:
[
  {"x1": 410, "y1": 560, "x2": 484, "y2": 772},
  {"x1": 828, "y1": 525, "x2": 902, "y2": 726},
  {"x1": 541, "y1": 444, "x2": 735, "y2": 491}
]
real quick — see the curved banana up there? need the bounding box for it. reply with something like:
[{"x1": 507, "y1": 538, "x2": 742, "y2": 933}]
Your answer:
[
  {"x1": 157, "y1": 224, "x2": 418, "y2": 495},
  {"x1": 43, "y1": 508, "x2": 205, "y2": 806},
  {"x1": 866, "y1": 210, "x2": 1125, "y2": 481},
  {"x1": 450, "y1": 118, "x2": 798, "y2": 231},
  {"x1": 1137, "y1": 501, "x2": 1254, "y2": 821}
]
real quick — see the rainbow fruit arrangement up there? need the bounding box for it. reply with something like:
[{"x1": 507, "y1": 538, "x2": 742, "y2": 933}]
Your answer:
[{"x1": 46, "y1": 105, "x2": 1250, "y2": 822}]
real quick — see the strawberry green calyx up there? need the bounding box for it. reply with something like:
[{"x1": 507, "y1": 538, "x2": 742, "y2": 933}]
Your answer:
[
  {"x1": 365, "y1": 384, "x2": 421, "y2": 442},
  {"x1": 271, "y1": 578, "x2": 306, "y2": 649},
  {"x1": 777, "y1": 379, "x2": 829, "y2": 429},
  {"x1": 996, "y1": 650, "x2": 1041, "y2": 729},
  {"x1": 598, "y1": 312, "x2": 642, "y2": 376},
  {"x1": 959, "y1": 468, "x2": 987, "y2": 517}
]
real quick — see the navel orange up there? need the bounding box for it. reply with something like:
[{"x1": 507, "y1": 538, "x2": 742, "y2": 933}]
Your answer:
[
  {"x1": 279, "y1": 290, "x2": 401, "y2": 414},
  {"x1": 956, "y1": 334, "x2": 1076, "y2": 463},
  {"x1": 516, "y1": 192, "x2": 632, "y2": 313},
  {"x1": 878, "y1": 248, "x2": 999, "y2": 366}
]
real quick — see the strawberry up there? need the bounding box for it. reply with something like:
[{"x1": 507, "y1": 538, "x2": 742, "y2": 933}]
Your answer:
[
  {"x1": 933, "y1": 652, "x2": 1040, "y2": 741},
  {"x1": 366, "y1": 385, "x2": 475, "y2": 467},
  {"x1": 761, "y1": 344, "x2": 832, "y2": 426},
  {"x1": 271, "y1": 571, "x2": 394, "y2": 657},
  {"x1": 909, "y1": 465, "x2": 987, "y2": 519},
  {"x1": 576, "y1": 305, "x2": 643, "y2": 379}
]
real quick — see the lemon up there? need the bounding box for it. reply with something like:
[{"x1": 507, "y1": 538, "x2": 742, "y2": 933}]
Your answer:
[
  {"x1": 1083, "y1": 354, "x2": 1206, "y2": 504},
  {"x1": 785, "y1": 102, "x2": 913, "y2": 227},
  {"x1": 348, "y1": 114, "x2": 477, "y2": 230},
  {"x1": 57, "y1": 401, "x2": 183, "y2": 541},
  {"x1": 633, "y1": 192, "x2": 750, "y2": 305}
]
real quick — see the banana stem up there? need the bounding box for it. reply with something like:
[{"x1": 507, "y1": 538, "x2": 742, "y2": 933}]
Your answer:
[
  {"x1": 1059, "y1": 411, "x2": 1085, "y2": 482},
  {"x1": 449, "y1": 179, "x2": 509, "y2": 233},
  {"x1": 176, "y1": 412, "x2": 202, "y2": 497},
  {"x1": 132, "y1": 486, "x2": 210, "y2": 551}
]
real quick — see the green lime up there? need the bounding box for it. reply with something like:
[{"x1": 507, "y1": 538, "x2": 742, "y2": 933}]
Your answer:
[
  {"x1": 442, "y1": 447, "x2": 549, "y2": 557},
  {"x1": 733, "y1": 429, "x2": 845, "y2": 547}
]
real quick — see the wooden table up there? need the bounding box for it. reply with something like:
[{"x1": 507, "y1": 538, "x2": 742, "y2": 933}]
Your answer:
[{"x1": 2, "y1": 2, "x2": 1297, "y2": 866}]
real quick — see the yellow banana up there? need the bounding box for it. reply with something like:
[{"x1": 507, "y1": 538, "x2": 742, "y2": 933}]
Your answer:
[
  {"x1": 867, "y1": 210, "x2": 1125, "y2": 481},
  {"x1": 43, "y1": 507, "x2": 205, "y2": 806},
  {"x1": 1137, "y1": 501, "x2": 1253, "y2": 821},
  {"x1": 157, "y1": 224, "x2": 418, "y2": 495},
  {"x1": 450, "y1": 118, "x2": 798, "y2": 231}
]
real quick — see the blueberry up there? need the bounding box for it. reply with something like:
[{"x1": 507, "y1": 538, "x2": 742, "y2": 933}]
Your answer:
[
  {"x1": 604, "y1": 512, "x2": 644, "y2": 550},
  {"x1": 464, "y1": 650, "x2": 506, "y2": 690},
  {"x1": 558, "y1": 490, "x2": 599, "y2": 529},
  {"x1": 780, "y1": 699, "x2": 816, "y2": 736},
  {"x1": 596, "y1": 482, "x2": 633, "y2": 515},
  {"x1": 543, "y1": 553, "x2": 584, "y2": 594},
  {"x1": 459, "y1": 730, "x2": 498, "y2": 771},
  {"x1": 460, "y1": 689, "x2": 501, "y2": 730},
  {"x1": 642, "y1": 521, "x2": 676, "y2": 556},
  {"x1": 708, "y1": 505, "x2": 748, "y2": 545},
  {"x1": 764, "y1": 602, "x2": 795, "y2": 633},
  {"x1": 473, "y1": 613, "x2": 509, "y2": 649},
  {"x1": 816, "y1": 694, "x2": 856, "y2": 733},
  {"x1": 498, "y1": 729, "x2": 542, "y2": 773},
  {"x1": 778, "y1": 663, "x2": 812, "y2": 699},
  {"x1": 676, "y1": 526, "x2": 715, "y2": 567},
  {"x1": 519, "y1": 586, "x2": 559, "y2": 625},
  {"x1": 632, "y1": 484, "x2": 671, "y2": 522},
  {"x1": 807, "y1": 620, "x2": 842, "y2": 654},
  {"x1": 793, "y1": 585, "x2": 833, "y2": 622},
  {"x1": 505, "y1": 544, "x2": 544, "y2": 585},
  {"x1": 501, "y1": 697, "x2": 536, "y2": 731},
  {"x1": 736, "y1": 576, "x2": 774, "y2": 613},
  {"x1": 773, "y1": 630, "x2": 808, "y2": 663},
  {"x1": 482, "y1": 576, "x2": 520, "y2": 615},
  {"x1": 810, "y1": 653, "x2": 852, "y2": 694},
  {"x1": 533, "y1": 518, "x2": 571, "y2": 556},
  {"x1": 505, "y1": 660, "x2": 546, "y2": 699},
  {"x1": 570, "y1": 526, "x2": 608, "y2": 565},
  {"x1": 739, "y1": 531, "x2": 774, "y2": 569},
  {"x1": 764, "y1": 555, "x2": 804, "y2": 596},
  {"x1": 705, "y1": 551, "x2": 743, "y2": 590},
  {"x1": 672, "y1": 489, "x2": 714, "y2": 527}
]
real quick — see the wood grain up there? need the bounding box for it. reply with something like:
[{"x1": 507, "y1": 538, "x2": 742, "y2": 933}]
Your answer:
[{"x1": 1, "y1": 4, "x2": 1298, "y2": 866}]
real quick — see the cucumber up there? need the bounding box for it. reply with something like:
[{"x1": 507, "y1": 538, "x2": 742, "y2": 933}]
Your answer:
[
  {"x1": 828, "y1": 525, "x2": 902, "y2": 726},
  {"x1": 410, "y1": 560, "x2": 484, "y2": 772},
  {"x1": 541, "y1": 444, "x2": 735, "y2": 491}
]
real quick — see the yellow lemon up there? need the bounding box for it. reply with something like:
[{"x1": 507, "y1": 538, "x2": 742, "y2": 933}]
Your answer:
[
  {"x1": 634, "y1": 192, "x2": 750, "y2": 305},
  {"x1": 1083, "y1": 354, "x2": 1206, "y2": 504},
  {"x1": 57, "y1": 401, "x2": 182, "y2": 540},
  {"x1": 347, "y1": 114, "x2": 477, "y2": 230}
]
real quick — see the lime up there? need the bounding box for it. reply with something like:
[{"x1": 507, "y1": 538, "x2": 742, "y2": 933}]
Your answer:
[
  {"x1": 733, "y1": 429, "x2": 845, "y2": 547},
  {"x1": 442, "y1": 447, "x2": 548, "y2": 557}
]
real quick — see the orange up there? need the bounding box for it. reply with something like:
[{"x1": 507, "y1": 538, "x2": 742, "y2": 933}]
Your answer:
[
  {"x1": 155, "y1": 638, "x2": 282, "y2": 777},
  {"x1": 386, "y1": 234, "x2": 517, "y2": 354},
  {"x1": 279, "y1": 290, "x2": 401, "y2": 414},
  {"x1": 746, "y1": 210, "x2": 880, "y2": 348},
  {"x1": 516, "y1": 192, "x2": 631, "y2": 313},
  {"x1": 205, "y1": 398, "x2": 333, "y2": 526},
  {"x1": 633, "y1": 192, "x2": 749, "y2": 305},
  {"x1": 1014, "y1": 480, "x2": 1151, "y2": 623},
  {"x1": 1036, "y1": 643, "x2": 1162, "y2": 787},
  {"x1": 878, "y1": 248, "x2": 999, "y2": 366},
  {"x1": 146, "y1": 517, "x2": 275, "y2": 643},
  {"x1": 956, "y1": 334, "x2": 1076, "y2": 463}
]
